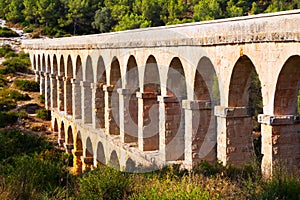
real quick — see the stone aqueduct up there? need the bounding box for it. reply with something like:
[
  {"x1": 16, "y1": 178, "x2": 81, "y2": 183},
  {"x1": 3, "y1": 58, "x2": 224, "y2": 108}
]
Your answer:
[{"x1": 22, "y1": 10, "x2": 300, "y2": 176}]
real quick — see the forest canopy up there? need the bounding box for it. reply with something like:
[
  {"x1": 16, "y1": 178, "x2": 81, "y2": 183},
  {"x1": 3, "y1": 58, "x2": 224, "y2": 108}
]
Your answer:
[{"x1": 0, "y1": 0, "x2": 299, "y2": 36}]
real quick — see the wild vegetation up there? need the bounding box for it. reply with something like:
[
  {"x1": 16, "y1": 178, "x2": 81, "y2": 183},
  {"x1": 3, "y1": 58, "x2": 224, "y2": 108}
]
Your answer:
[
  {"x1": 0, "y1": 0, "x2": 298, "y2": 36},
  {"x1": 0, "y1": 129, "x2": 299, "y2": 200}
]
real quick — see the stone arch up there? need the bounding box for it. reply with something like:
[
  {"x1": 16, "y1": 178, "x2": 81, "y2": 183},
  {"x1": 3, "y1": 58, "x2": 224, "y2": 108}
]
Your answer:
[
  {"x1": 59, "y1": 121, "x2": 65, "y2": 146},
  {"x1": 33, "y1": 55, "x2": 36, "y2": 70},
  {"x1": 73, "y1": 56, "x2": 83, "y2": 119},
  {"x1": 65, "y1": 55, "x2": 73, "y2": 115},
  {"x1": 96, "y1": 142, "x2": 106, "y2": 165},
  {"x1": 140, "y1": 55, "x2": 160, "y2": 151},
  {"x1": 164, "y1": 57, "x2": 187, "y2": 161},
  {"x1": 66, "y1": 55, "x2": 73, "y2": 77},
  {"x1": 38, "y1": 54, "x2": 41, "y2": 71},
  {"x1": 42, "y1": 54, "x2": 46, "y2": 72},
  {"x1": 52, "y1": 55, "x2": 58, "y2": 108},
  {"x1": 53, "y1": 118, "x2": 58, "y2": 132},
  {"x1": 74, "y1": 131, "x2": 83, "y2": 174},
  {"x1": 46, "y1": 55, "x2": 51, "y2": 73},
  {"x1": 95, "y1": 56, "x2": 106, "y2": 128},
  {"x1": 59, "y1": 55, "x2": 65, "y2": 76},
  {"x1": 67, "y1": 126, "x2": 74, "y2": 144},
  {"x1": 125, "y1": 158, "x2": 135, "y2": 172},
  {"x1": 58, "y1": 55, "x2": 65, "y2": 111},
  {"x1": 109, "y1": 150, "x2": 120, "y2": 170},
  {"x1": 107, "y1": 57, "x2": 121, "y2": 135},
  {"x1": 274, "y1": 55, "x2": 300, "y2": 115},
  {"x1": 224, "y1": 55, "x2": 262, "y2": 166},
  {"x1": 85, "y1": 55, "x2": 94, "y2": 82},
  {"x1": 66, "y1": 126, "x2": 74, "y2": 154},
  {"x1": 189, "y1": 57, "x2": 220, "y2": 165},
  {"x1": 82, "y1": 56, "x2": 93, "y2": 124},
  {"x1": 268, "y1": 55, "x2": 300, "y2": 171},
  {"x1": 86, "y1": 137, "x2": 93, "y2": 157},
  {"x1": 123, "y1": 55, "x2": 139, "y2": 143},
  {"x1": 52, "y1": 55, "x2": 58, "y2": 74},
  {"x1": 75, "y1": 56, "x2": 83, "y2": 80}
]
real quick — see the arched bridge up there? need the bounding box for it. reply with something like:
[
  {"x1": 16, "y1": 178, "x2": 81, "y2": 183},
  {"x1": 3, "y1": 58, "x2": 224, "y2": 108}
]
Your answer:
[{"x1": 22, "y1": 10, "x2": 300, "y2": 176}]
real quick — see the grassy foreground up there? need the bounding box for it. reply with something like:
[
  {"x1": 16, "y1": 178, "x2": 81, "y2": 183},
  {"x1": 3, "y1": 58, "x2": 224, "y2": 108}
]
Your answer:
[{"x1": 0, "y1": 129, "x2": 299, "y2": 200}]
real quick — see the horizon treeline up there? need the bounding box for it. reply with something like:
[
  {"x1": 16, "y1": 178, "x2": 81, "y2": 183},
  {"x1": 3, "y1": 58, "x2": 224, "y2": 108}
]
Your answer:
[{"x1": 0, "y1": 0, "x2": 299, "y2": 36}]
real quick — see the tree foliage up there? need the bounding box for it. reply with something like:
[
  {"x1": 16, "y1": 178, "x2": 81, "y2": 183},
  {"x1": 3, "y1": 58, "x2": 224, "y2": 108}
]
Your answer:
[{"x1": 0, "y1": 0, "x2": 298, "y2": 36}]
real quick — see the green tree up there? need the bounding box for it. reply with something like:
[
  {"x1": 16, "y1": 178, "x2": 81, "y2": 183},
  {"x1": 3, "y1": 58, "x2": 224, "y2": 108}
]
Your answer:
[
  {"x1": 113, "y1": 13, "x2": 151, "y2": 31},
  {"x1": 0, "y1": 0, "x2": 9, "y2": 18},
  {"x1": 92, "y1": 7, "x2": 114, "y2": 33},
  {"x1": 5, "y1": 0, "x2": 24, "y2": 23},
  {"x1": 23, "y1": 0, "x2": 38, "y2": 24},
  {"x1": 226, "y1": 0, "x2": 244, "y2": 17},
  {"x1": 194, "y1": 0, "x2": 222, "y2": 21}
]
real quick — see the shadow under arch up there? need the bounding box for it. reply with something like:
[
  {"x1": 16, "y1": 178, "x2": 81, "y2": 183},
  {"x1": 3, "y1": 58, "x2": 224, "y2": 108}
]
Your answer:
[
  {"x1": 86, "y1": 137, "x2": 93, "y2": 157},
  {"x1": 96, "y1": 142, "x2": 106, "y2": 165},
  {"x1": 109, "y1": 56, "x2": 121, "y2": 135},
  {"x1": 33, "y1": 55, "x2": 36, "y2": 70},
  {"x1": 140, "y1": 55, "x2": 160, "y2": 151},
  {"x1": 224, "y1": 55, "x2": 262, "y2": 166},
  {"x1": 59, "y1": 121, "x2": 65, "y2": 146},
  {"x1": 52, "y1": 55, "x2": 58, "y2": 108},
  {"x1": 125, "y1": 158, "x2": 136, "y2": 172},
  {"x1": 123, "y1": 55, "x2": 139, "y2": 143},
  {"x1": 164, "y1": 57, "x2": 187, "y2": 161},
  {"x1": 74, "y1": 131, "x2": 83, "y2": 174},
  {"x1": 65, "y1": 55, "x2": 73, "y2": 115},
  {"x1": 189, "y1": 56, "x2": 220, "y2": 165},
  {"x1": 95, "y1": 56, "x2": 106, "y2": 128},
  {"x1": 58, "y1": 55, "x2": 65, "y2": 111},
  {"x1": 82, "y1": 56, "x2": 94, "y2": 124},
  {"x1": 53, "y1": 118, "x2": 58, "y2": 132},
  {"x1": 73, "y1": 56, "x2": 83, "y2": 119},
  {"x1": 109, "y1": 150, "x2": 120, "y2": 170},
  {"x1": 270, "y1": 55, "x2": 300, "y2": 171}
]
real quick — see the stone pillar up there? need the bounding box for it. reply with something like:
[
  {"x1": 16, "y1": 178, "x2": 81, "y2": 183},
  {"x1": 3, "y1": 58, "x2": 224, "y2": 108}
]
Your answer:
[
  {"x1": 137, "y1": 92, "x2": 159, "y2": 151},
  {"x1": 118, "y1": 88, "x2": 138, "y2": 143},
  {"x1": 215, "y1": 106, "x2": 253, "y2": 166},
  {"x1": 64, "y1": 143, "x2": 74, "y2": 154},
  {"x1": 158, "y1": 96, "x2": 185, "y2": 162},
  {"x1": 57, "y1": 76, "x2": 64, "y2": 112},
  {"x1": 44, "y1": 73, "x2": 51, "y2": 109},
  {"x1": 183, "y1": 100, "x2": 216, "y2": 168},
  {"x1": 91, "y1": 83, "x2": 104, "y2": 129},
  {"x1": 39, "y1": 71, "x2": 45, "y2": 96},
  {"x1": 71, "y1": 79, "x2": 81, "y2": 119},
  {"x1": 104, "y1": 85, "x2": 120, "y2": 135},
  {"x1": 72, "y1": 149, "x2": 83, "y2": 175},
  {"x1": 50, "y1": 74, "x2": 57, "y2": 108},
  {"x1": 258, "y1": 114, "x2": 300, "y2": 176},
  {"x1": 34, "y1": 70, "x2": 40, "y2": 83},
  {"x1": 63, "y1": 77, "x2": 72, "y2": 115},
  {"x1": 81, "y1": 81, "x2": 92, "y2": 124},
  {"x1": 81, "y1": 156, "x2": 94, "y2": 171}
]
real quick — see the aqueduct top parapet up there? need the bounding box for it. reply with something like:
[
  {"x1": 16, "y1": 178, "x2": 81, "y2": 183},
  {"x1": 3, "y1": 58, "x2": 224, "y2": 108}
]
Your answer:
[{"x1": 22, "y1": 9, "x2": 300, "y2": 50}]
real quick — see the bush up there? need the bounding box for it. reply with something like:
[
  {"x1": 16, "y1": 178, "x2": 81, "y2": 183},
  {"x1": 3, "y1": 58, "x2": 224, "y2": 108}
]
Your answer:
[
  {"x1": 2, "y1": 56, "x2": 31, "y2": 73},
  {"x1": 0, "y1": 76, "x2": 6, "y2": 87},
  {"x1": 78, "y1": 165, "x2": 131, "y2": 200},
  {"x1": 39, "y1": 94, "x2": 45, "y2": 104},
  {"x1": 0, "y1": 88, "x2": 31, "y2": 101},
  {"x1": 0, "y1": 111, "x2": 18, "y2": 127},
  {"x1": 0, "y1": 45, "x2": 14, "y2": 57},
  {"x1": 14, "y1": 79, "x2": 39, "y2": 92},
  {"x1": 4, "y1": 51, "x2": 17, "y2": 58},
  {"x1": 36, "y1": 109, "x2": 51, "y2": 120},
  {"x1": 0, "y1": 99, "x2": 17, "y2": 111},
  {"x1": 0, "y1": 27, "x2": 18, "y2": 37},
  {"x1": 23, "y1": 27, "x2": 33, "y2": 33}
]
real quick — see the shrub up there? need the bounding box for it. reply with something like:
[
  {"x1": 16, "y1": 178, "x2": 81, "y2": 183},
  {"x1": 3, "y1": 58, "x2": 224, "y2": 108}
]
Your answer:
[
  {"x1": 0, "y1": 111, "x2": 18, "y2": 127},
  {"x1": 78, "y1": 165, "x2": 131, "y2": 200},
  {"x1": 0, "y1": 76, "x2": 6, "y2": 87},
  {"x1": 23, "y1": 27, "x2": 33, "y2": 33},
  {"x1": 39, "y1": 94, "x2": 45, "y2": 104},
  {"x1": 0, "y1": 27, "x2": 18, "y2": 37},
  {"x1": 0, "y1": 45, "x2": 14, "y2": 57},
  {"x1": 2, "y1": 56, "x2": 31, "y2": 73},
  {"x1": 0, "y1": 99, "x2": 17, "y2": 111},
  {"x1": 4, "y1": 51, "x2": 17, "y2": 58},
  {"x1": 0, "y1": 89, "x2": 31, "y2": 101},
  {"x1": 36, "y1": 109, "x2": 51, "y2": 120},
  {"x1": 14, "y1": 79, "x2": 39, "y2": 92}
]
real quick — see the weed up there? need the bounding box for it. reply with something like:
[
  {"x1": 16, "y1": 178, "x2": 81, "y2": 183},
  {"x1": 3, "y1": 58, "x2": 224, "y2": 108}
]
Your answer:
[
  {"x1": 14, "y1": 79, "x2": 39, "y2": 92},
  {"x1": 36, "y1": 109, "x2": 51, "y2": 121}
]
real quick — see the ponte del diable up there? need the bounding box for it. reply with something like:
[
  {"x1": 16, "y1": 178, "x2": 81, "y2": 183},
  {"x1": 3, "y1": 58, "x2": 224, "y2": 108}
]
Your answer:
[{"x1": 22, "y1": 10, "x2": 300, "y2": 177}]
